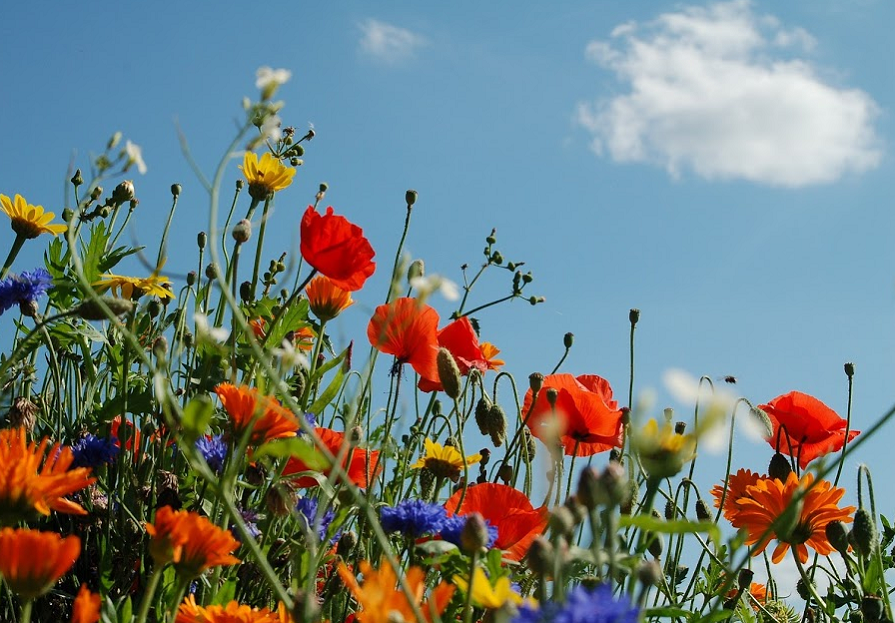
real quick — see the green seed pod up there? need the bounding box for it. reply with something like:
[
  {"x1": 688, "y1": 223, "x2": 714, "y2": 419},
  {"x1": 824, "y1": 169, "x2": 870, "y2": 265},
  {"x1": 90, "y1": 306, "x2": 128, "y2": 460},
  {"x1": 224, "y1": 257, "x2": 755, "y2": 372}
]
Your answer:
[
  {"x1": 171, "y1": 183, "x2": 182, "y2": 197},
  {"x1": 112, "y1": 180, "x2": 135, "y2": 205},
  {"x1": 405, "y1": 189, "x2": 418, "y2": 206},
  {"x1": 474, "y1": 397, "x2": 491, "y2": 436},
  {"x1": 436, "y1": 348, "x2": 462, "y2": 400},
  {"x1": 629, "y1": 308, "x2": 640, "y2": 325},
  {"x1": 186, "y1": 271, "x2": 197, "y2": 286},
  {"x1": 563, "y1": 332, "x2": 574, "y2": 348},
  {"x1": 852, "y1": 508, "x2": 877, "y2": 557},
  {"x1": 239, "y1": 281, "x2": 253, "y2": 303},
  {"x1": 197, "y1": 231, "x2": 207, "y2": 250},
  {"x1": 844, "y1": 361, "x2": 856, "y2": 378}
]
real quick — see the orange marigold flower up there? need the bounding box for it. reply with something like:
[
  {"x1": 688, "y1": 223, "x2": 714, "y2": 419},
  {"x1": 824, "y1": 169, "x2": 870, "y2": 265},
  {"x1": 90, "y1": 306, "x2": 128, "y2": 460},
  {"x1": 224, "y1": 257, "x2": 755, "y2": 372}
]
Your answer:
[
  {"x1": 283, "y1": 428, "x2": 382, "y2": 489},
  {"x1": 176, "y1": 594, "x2": 281, "y2": 622},
  {"x1": 711, "y1": 468, "x2": 761, "y2": 522},
  {"x1": 215, "y1": 383, "x2": 299, "y2": 446},
  {"x1": 337, "y1": 557, "x2": 455, "y2": 623},
  {"x1": 446, "y1": 483, "x2": 548, "y2": 562},
  {"x1": 367, "y1": 297, "x2": 439, "y2": 381},
  {"x1": 733, "y1": 472, "x2": 854, "y2": 564},
  {"x1": 300, "y1": 206, "x2": 376, "y2": 292},
  {"x1": 306, "y1": 275, "x2": 354, "y2": 322},
  {"x1": 0, "y1": 528, "x2": 81, "y2": 599},
  {"x1": 71, "y1": 584, "x2": 101, "y2": 623},
  {"x1": 759, "y1": 391, "x2": 859, "y2": 469},
  {"x1": 146, "y1": 506, "x2": 240, "y2": 579},
  {"x1": 522, "y1": 373, "x2": 624, "y2": 457},
  {"x1": 418, "y1": 317, "x2": 504, "y2": 393},
  {"x1": 0, "y1": 427, "x2": 96, "y2": 524}
]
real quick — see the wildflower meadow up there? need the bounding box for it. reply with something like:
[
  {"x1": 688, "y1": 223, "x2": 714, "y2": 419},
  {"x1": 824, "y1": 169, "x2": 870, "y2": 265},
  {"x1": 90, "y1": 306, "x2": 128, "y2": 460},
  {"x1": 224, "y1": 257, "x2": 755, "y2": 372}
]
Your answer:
[{"x1": 1, "y1": 67, "x2": 893, "y2": 623}]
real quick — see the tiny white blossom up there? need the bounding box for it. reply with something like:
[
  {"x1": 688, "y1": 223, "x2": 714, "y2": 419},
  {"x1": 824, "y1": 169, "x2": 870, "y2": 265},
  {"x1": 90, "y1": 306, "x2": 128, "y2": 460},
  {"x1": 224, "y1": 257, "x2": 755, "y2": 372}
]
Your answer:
[
  {"x1": 124, "y1": 140, "x2": 147, "y2": 175},
  {"x1": 194, "y1": 312, "x2": 230, "y2": 343},
  {"x1": 410, "y1": 275, "x2": 460, "y2": 301},
  {"x1": 256, "y1": 66, "x2": 292, "y2": 100},
  {"x1": 273, "y1": 337, "x2": 309, "y2": 370},
  {"x1": 260, "y1": 114, "x2": 283, "y2": 142}
]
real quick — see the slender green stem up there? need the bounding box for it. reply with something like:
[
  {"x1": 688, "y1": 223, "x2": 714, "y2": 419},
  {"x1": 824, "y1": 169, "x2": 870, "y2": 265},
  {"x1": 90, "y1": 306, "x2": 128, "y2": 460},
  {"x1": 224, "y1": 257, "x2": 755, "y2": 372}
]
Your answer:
[
  {"x1": 134, "y1": 565, "x2": 164, "y2": 623},
  {"x1": 462, "y1": 549, "x2": 479, "y2": 623},
  {"x1": 18, "y1": 599, "x2": 32, "y2": 623},
  {"x1": 0, "y1": 234, "x2": 26, "y2": 280},
  {"x1": 157, "y1": 191, "x2": 181, "y2": 267},
  {"x1": 249, "y1": 195, "x2": 273, "y2": 297}
]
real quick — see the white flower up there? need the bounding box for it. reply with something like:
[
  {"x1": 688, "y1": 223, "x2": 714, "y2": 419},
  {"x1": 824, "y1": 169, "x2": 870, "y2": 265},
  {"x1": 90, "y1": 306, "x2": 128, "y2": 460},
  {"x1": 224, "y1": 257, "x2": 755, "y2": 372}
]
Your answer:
[
  {"x1": 410, "y1": 274, "x2": 460, "y2": 301},
  {"x1": 273, "y1": 337, "x2": 309, "y2": 370},
  {"x1": 256, "y1": 66, "x2": 292, "y2": 99},
  {"x1": 124, "y1": 140, "x2": 147, "y2": 175},
  {"x1": 194, "y1": 312, "x2": 230, "y2": 343},
  {"x1": 260, "y1": 114, "x2": 283, "y2": 142}
]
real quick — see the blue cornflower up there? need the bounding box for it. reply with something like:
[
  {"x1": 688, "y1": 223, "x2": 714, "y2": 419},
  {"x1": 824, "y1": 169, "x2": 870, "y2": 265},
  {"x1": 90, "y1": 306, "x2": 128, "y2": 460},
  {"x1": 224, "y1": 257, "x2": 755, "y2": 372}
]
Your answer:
[
  {"x1": 440, "y1": 515, "x2": 499, "y2": 549},
  {"x1": 0, "y1": 268, "x2": 53, "y2": 315},
  {"x1": 297, "y1": 412, "x2": 317, "y2": 436},
  {"x1": 554, "y1": 584, "x2": 639, "y2": 623},
  {"x1": 380, "y1": 499, "x2": 448, "y2": 537},
  {"x1": 195, "y1": 435, "x2": 227, "y2": 473},
  {"x1": 232, "y1": 508, "x2": 263, "y2": 541},
  {"x1": 295, "y1": 496, "x2": 337, "y2": 542},
  {"x1": 70, "y1": 433, "x2": 120, "y2": 469}
]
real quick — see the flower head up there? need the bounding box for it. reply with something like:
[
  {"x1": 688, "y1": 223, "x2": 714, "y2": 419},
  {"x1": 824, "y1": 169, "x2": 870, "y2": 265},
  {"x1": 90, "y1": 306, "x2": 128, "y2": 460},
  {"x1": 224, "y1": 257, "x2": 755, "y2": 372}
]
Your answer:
[
  {"x1": 215, "y1": 383, "x2": 299, "y2": 446},
  {"x1": 255, "y1": 66, "x2": 292, "y2": 100},
  {"x1": 446, "y1": 483, "x2": 548, "y2": 562},
  {"x1": 418, "y1": 317, "x2": 504, "y2": 392},
  {"x1": 726, "y1": 472, "x2": 854, "y2": 563},
  {"x1": 306, "y1": 275, "x2": 354, "y2": 322},
  {"x1": 71, "y1": 584, "x2": 101, "y2": 623},
  {"x1": 0, "y1": 528, "x2": 81, "y2": 599},
  {"x1": 410, "y1": 438, "x2": 481, "y2": 480},
  {"x1": 631, "y1": 418, "x2": 697, "y2": 479},
  {"x1": 145, "y1": 506, "x2": 241, "y2": 578},
  {"x1": 440, "y1": 515, "x2": 498, "y2": 550},
  {"x1": 367, "y1": 297, "x2": 439, "y2": 380},
  {"x1": 0, "y1": 268, "x2": 53, "y2": 316},
  {"x1": 1, "y1": 193, "x2": 67, "y2": 238},
  {"x1": 70, "y1": 433, "x2": 120, "y2": 469},
  {"x1": 452, "y1": 568, "x2": 522, "y2": 609},
  {"x1": 759, "y1": 391, "x2": 859, "y2": 469},
  {"x1": 241, "y1": 152, "x2": 295, "y2": 199},
  {"x1": 523, "y1": 374, "x2": 624, "y2": 457},
  {"x1": 553, "y1": 583, "x2": 639, "y2": 623},
  {"x1": 175, "y1": 594, "x2": 280, "y2": 623},
  {"x1": 301, "y1": 206, "x2": 375, "y2": 291},
  {"x1": 196, "y1": 435, "x2": 228, "y2": 473},
  {"x1": 380, "y1": 499, "x2": 448, "y2": 537},
  {"x1": 94, "y1": 271, "x2": 174, "y2": 300},
  {"x1": 711, "y1": 468, "x2": 760, "y2": 522},
  {"x1": 337, "y1": 557, "x2": 455, "y2": 623},
  {"x1": 283, "y1": 427, "x2": 381, "y2": 489},
  {"x1": 0, "y1": 427, "x2": 96, "y2": 524},
  {"x1": 124, "y1": 140, "x2": 147, "y2": 174},
  {"x1": 295, "y1": 496, "x2": 337, "y2": 542}
]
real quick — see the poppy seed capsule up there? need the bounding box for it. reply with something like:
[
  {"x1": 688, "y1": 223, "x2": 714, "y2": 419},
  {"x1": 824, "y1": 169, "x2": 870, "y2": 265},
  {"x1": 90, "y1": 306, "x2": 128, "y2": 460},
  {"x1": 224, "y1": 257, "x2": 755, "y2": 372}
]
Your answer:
[
  {"x1": 844, "y1": 362, "x2": 855, "y2": 378},
  {"x1": 405, "y1": 189, "x2": 418, "y2": 206},
  {"x1": 205, "y1": 263, "x2": 217, "y2": 279},
  {"x1": 436, "y1": 348, "x2": 462, "y2": 400},
  {"x1": 497, "y1": 463, "x2": 514, "y2": 483},
  {"x1": 474, "y1": 397, "x2": 491, "y2": 436},
  {"x1": 336, "y1": 531, "x2": 357, "y2": 557},
  {"x1": 232, "y1": 219, "x2": 252, "y2": 243},
  {"x1": 545, "y1": 388, "x2": 559, "y2": 408},
  {"x1": 486, "y1": 404, "x2": 507, "y2": 446},
  {"x1": 529, "y1": 372, "x2": 544, "y2": 394},
  {"x1": 852, "y1": 508, "x2": 877, "y2": 557},
  {"x1": 171, "y1": 183, "x2": 182, "y2": 197},
  {"x1": 826, "y1": 520, "x2": 850, "y2": 555},
  {"x1": 460, "y1": 513, "x2": 489, "y2": 554},
  {"x1": 186, "y1": 271, "x2": 197, "y2": 286},
  {"x1": 526, "y1": 537, "x2": 554, "y2": 575},
  {"x1": 629, "y1": 308, "x2": 640, "y2": 325}
]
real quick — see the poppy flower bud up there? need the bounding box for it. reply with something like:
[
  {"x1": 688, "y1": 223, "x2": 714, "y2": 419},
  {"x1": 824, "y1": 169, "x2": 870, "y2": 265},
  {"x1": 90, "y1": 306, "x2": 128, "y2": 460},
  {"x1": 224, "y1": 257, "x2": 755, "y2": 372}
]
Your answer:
[
  {"x1": 564, "y1": 495, "x2": 588, "y2": 526},
  {"x1": 75, "y1": 297, "x2": 135, "y2": 320},
  {"x1": 232, "y1": 219, "x2": 252, "y2": 243},
  {"x1": 146, "y1": 298, "x2": 163, "y2": 318},
  {"x1": 91, "y1": 186, "x2": 103, "y2": 201},
  {"x1": 529, "y1": 372, "x2": 544, "y2": 394},
  {"x1": 407, "y1": 259, "x2": 425, "y2": 282},
  {"x1": 549, "y1": 506, "x2": 576, "y2": 539},
  {"x1": 265, "y1": 484, "x2": 296, "y2": 517},
  {"x1": 768, "y1": 453, "x2": 792, "y2": 482},
  {"x1": 844, "y1": 362, "x2": 855, "y2": 379},
  {"x1": 336, "y1": 531, "x2": 357, "y2": 557},
  {"x1": 197, "y1": 231, "x2": 207, "y2": 250},
  {"x1": 737, "y1": 568, "x2": 754, "y2": 591},
  {"x1": 637, "y1": 559, "x2": 663, "y2": 587},
  {"x1": 602, "y1": 461, "x2": 630, "y2": 508},
  {"x1": 695, "y1": 498, "x2": 711, "y2": 521},
  {"x1": 205, "y1": 263, "x2": 218, "y2": 280},
  {"x1": 826, "y1": 520, "x2": 850, "y2": 555},
  {"x1": 852, "y1": 508, "x2": 877, "y2": 557},
  {"x1": 460, "y1": 513, "x2": 489, "y2": 554},
  {"x1": 350, "y1": 426, "x2": 364, "y2": 444},
  {"x1": 474, "y1": 397, "x2": 491, "y2": 436},
  {"x1": 240, "y1": 281, "x2": 253, "y2": 303},
  {"x1": 862, "y1": 596, "x2": 884, "y2": 623},
  {"x1": 113, "y1": 180, "x2": 136, "y2": 205},
  {"x1": 665, "y1": 500, "x2": 676, "y2": 520},
  {"x1": 405, "y1": 189, "x2": 418, "y2": 206},
  {"x1": 526, "y1": 536, "x2": 554, "y2": 575},
  {"x1": 18, "y1": 299, "x2": 39, "y2": 318},
  {"x1": 497, "y1": 463, "x2": 514, "y2": 483},
  {"x1": 629, "y1": 308, "x2": 640, "y2": 325},
  {"x1": 563, "y1": 332, "x2": 574, "y2": 348},
  {"x1": 436, "y1": 348, "x2": 462, "y2": 400},
  {"x1": 486, "y1": 404, "x2": 507, "y2": 446},
  {"x1": 647, "y1": 532, "x2": 664, "y2": 558},
  {"x1": 577, "y1": 467, "x2": 601, "y2": 510},
  {"x1": 186, "y1": 271, "x2": 197, "y2": 286},
  {"x1": 171, "y1": 183, "x2": 182, "y2": 197},
  {"x1": 71, "y1": 169, "x2": 83, "y2": 186},
  {"x1": 522, "y1": 427, "x2": 537, "y2": 460}
]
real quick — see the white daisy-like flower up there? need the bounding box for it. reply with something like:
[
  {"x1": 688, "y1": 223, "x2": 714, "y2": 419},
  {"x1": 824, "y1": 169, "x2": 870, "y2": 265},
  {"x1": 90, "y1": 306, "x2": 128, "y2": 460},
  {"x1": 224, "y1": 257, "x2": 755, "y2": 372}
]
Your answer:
[
  {"x1": 410, "y1": 274, "x2": 460, "y2": 301},
  {"x1": 256, "y1": 66, "x2": 292, "y2": 99},
  {"x1": 124, "y1": 140, "x2": 147, "y2": 174},
  {"x1": 194, "y1": 312, "x2": 230, "y2": 343}
]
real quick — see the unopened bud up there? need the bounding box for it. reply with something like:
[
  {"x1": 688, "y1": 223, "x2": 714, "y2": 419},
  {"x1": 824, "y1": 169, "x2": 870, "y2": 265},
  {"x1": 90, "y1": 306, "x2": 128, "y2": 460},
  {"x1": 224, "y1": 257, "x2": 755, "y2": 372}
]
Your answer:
[
  {"x1": 844, "y1": 362, "x2": 855, "y2": 378},
  {"x1": 336, "y1": 531, "x2": 357, "y2": 557},
  {"x1": 768, "y1": 453, "x2": 792, "y2": 482},
  {"x1": 737, "y1": 568, "x2": 754, "y2": 590},
  {"x1": 407, "y1": 259, "x2": 425, "y2": 282},
  {"x1": 474, "y1": 397, "x2": 491, "y2": 436},
  {"x1": 665, "y1": 500, "x2": 676, "y2": 520},
  {"x1": 526, "y1": 536, "x2": 554, "y2": 575},
  {"x1": 577, "y1": 467, "x2": 601, "y2": 511},
  {"x1": 171, "y1": 183, "x2": 182, "y2": 197},
  {"x1": 497, "y1": 463, "x2": 514, "y2": 484},
  {"x1": 405, "y1": 190, "x2": 418, "y2": 206},
  {"x1": 522, "y1": 427, "x2": 537, "y2": 460},
  {"x1": 265, "y1": 484, "x2": 296, "y2": 517},
  {"x1": 205, "y1": 263, "x2": 218, "y2": 280},
  {"x1": 826, "y1": 520, "x2": 850, "y2": 555},
  {"x1": 629, "y1": 308, "x2": 640, "y2": 325},
  {"x1": 240, "y1": 281, "x2": 253, "y2": 302},
  {"x1": 112, "y1": 180, "x2": 135, "y2": 205},
  {"x1": 852, "y1": 508, "x2": 877, "y2": 557},
  {"x1": 349, "y1": 426, "x2": 364, "y2": 444},
  {"x1": 236, "y1": 179, "x2": 245, "y2": 190},
  {"x1": 695, "y1": 499, "x2": 711, "y2": 521},
  {"x1": 152, "y1": 336, "x2": 169, "y2": 359},
  {"x1": 186, "y1": 271, "x2": 197, "y2": 286},
  {"x1": 637, "y1": 559, "x2": 663, "y2": 587},
  {"x1": 460, "y1": 513, "x2": 489, "y2": 554},
  {"x1": 18, "y1": 299, "x2": 39, "y2": 317},
  {"x1": 90, "y1": 186, "x2": 103, "y2": 201},
  {"x1": 563, "y1": 332, "x2": 574, "y2": 349},
  {"x1": 529, "y1": 372, "x2": 544, "y2": 394},
  {"x1": 71, "y1": 169, "x2": 83, "y2": 187},
  {"x1": 62, "y1": 207, "x2": 75, "y2": 222},
  {"x1": 436, "y1": 348, "x2": 462, "y2": 400},
  {"x1": 549, "y1": 506, "x2": 576, "y2": 539},
  {"x1": 647, "y1": 532, "x2": 664, "y2": 558},
  {"x1": 197, "y1": 232, "x2": 207, "y2": 250},
  {"x1": 75, "y1": 297, "x2": 134, "y2": 320},
  {"x1": 232, "y1": 219, "x2": 252, "y2": 243}
]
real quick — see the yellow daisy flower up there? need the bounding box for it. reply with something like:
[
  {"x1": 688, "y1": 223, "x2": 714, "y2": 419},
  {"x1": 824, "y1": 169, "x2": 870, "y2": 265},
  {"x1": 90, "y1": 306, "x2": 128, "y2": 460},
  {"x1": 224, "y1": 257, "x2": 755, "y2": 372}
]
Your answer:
[
  {"x1": 631, "y1": 418, "x2": 697, "y2": 480},
  {"x1": 452, "y1": 568, "x2": 524, "y2": 609},
  {"x1": 240, "y1": 152, "x2": 295, "y2": 199},
  {"x1": 411, "y1": 438, "x2": 481, "y2": 480},
  {"x1": 94, "y1": 272, "x2": 174, "y2": 300},
  {"x1": 1, "y1": 194, "x2": 67, "y2": 239}
]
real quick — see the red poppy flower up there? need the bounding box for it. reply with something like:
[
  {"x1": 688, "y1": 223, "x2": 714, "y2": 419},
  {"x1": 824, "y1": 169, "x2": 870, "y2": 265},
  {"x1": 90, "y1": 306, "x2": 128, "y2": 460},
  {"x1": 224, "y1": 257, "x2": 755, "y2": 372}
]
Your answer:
[
  {"x1": 521, "y1": 374, "x2": 623, "y2": 457},
  {"x1": 759, "y1": 391, "x2": 859, "y2": 469},
  {"x1": 445, "y1": 483, "x2": 547, "y2": 561},
  {"x1": 300, "y1": 206, "x2": 376, "y2": 292},
  {"x1": 283, "y1": 428, "x2": 382, "y2": 489},
  {"x1": 418, "y1": 317, "x2": 504, "y2": 392},
  {"x1": 367, "y1": 297, "x2": 439, "y2": 380}
]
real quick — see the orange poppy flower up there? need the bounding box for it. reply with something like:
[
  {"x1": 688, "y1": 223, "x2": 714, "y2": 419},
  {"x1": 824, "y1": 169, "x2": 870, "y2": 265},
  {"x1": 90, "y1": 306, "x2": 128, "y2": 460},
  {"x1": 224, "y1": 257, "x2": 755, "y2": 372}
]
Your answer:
[
  {"x1": 145, "y1": 505, "x2": 240, "y2": 578},
  {"x1": 175, "y1": 594, "x2": 281, "y2": 622},
  {"x1": 521, "y1": 374, "x2": 624, "y2": 457},
  {"x1": 300, "y1": 206, "x2": 376, "y2": 292},
  {"x1": 731, "y1": 472, "x2": 853, "y2": 564},
  {"x1": 759, "y1": 391, "x2": 859, "y2": 469},
  {"x1": 445, "y1": 483, "x2": 548, "y2": 561},
  {"x1": 283, "y1": 428, "x2": 382, "y2": 489},
  {"x1": 0, "y1": 427, "x2": 96, "y2": 524},
  {"x1": 71, "y1": 584, "x2": 101, "y2": 623},
  {"x1": 711, "y1": 468, "x2": 761, "y2": 522},
  {"x1": 418, "y1": 317, "x2": 504, "y2": 392},
  {"x1": 215, "y1": 383, "x2": 299, "y2": 446},
  {"x1": 0, "y1": 528, "x2": 81, "y2": 599},
  {"x1": 337, "y1": 557, "x2": 455, "y2": 623},
  {"x1": 367, "y1": 297, "x2": 440, "y2": 380},
  {"x1": 306, "y1": 275, "x2": 354, "y2": 322}
]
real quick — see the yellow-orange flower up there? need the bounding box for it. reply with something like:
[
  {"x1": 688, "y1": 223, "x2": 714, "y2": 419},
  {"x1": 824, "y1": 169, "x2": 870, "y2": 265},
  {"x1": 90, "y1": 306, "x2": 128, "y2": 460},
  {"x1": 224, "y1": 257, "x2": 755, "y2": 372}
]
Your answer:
[
  {"x1": 241, "y1": 152, "x2": 295, "y2": 199},
  {"x1": 292, "y1": 326, "x2": 316, "y2": 352},
  {"x1": 1, "y1": 193, "x2": 67, "y2": 238},
  {"x1": 71, "y1": 584, "x2": 101, "y2": 623},
  {"x1": 0, "y1": 427, "x2": 96, "y2": 525},
  {"x1": 452, "y1": 568, "x2": 523, "y2": 609},
  {"x1": 732, "y1": 472, "x2": 854, "y2": 563},
  {"x1": 215, "y1": 383, "x2": 299, "y2": 446},
  {"x1": 175, "y1": 594, "x2": 281, "y2": 622},
  {"x1": 94, "y1": 272, "x2": 174, "y2": 300},
  {"x1": 479, "y1": 342, "x2": 505, "y2": 370},
  {"x1": 711, "y1": 468, "x2": 761, "y2": 522},
  {"x1": 145, "y1": 506, "x2": 240, "y2": 578},
  {"x1": 410, "y1": 438, "x2": 481, "y2": 481},
  {"x1": 0, "y1": 528, "x2": 81, "y2": 599},
  {"x1": 306, "y1": 275, "x2": 354, "y2": 322},
  {"x1": 337, "y1": 557, "x2": 455, "y2": 623}
]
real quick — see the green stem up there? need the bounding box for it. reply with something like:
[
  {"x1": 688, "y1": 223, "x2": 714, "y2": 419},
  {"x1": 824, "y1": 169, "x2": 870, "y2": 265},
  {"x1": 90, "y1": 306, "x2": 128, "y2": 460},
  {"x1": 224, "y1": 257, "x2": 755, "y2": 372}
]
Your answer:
[
  {"x1": 157, "y1": 191, "x2": 181, "y2": 267},
  {"x1": 462, "y1": 549, "x2": 479, "y2": 623},
  {"x1": 0, "y1": 234, "x2": 26, "y2": 280},
  {"x1": 18, "y1": 599, "x2": 32, "y2": 623},
  {"x1": 134, "y1": 565, "x2": 164, "y2": 623},
  {"x1": 249, "y1": 195, "x2": 273, "y2": 297}
]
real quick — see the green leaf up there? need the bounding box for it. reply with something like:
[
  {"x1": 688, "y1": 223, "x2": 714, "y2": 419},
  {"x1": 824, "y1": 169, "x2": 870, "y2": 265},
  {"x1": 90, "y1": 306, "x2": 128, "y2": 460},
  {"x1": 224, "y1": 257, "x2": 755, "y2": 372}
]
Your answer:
[
  {"x1": 644, "y1": 607, "x2": 692, "y2": 619},
  {"x1": 308, "y1": 367, "x2": 344, "y2": 415},
  {"x1": 211, "y1": 579, "x2": 238, "y2": 606},
  {"x1": 181, "y1": 395, "x2": 213, "y2": 444},
  {"x1": 693, "y1": 608, "x2": 735, "y2": 623},
  {"x1": 619, "y1": 516, "x2": 721, "y2": 547},
  {"x1": 82, "y1": 221, "x2": 110, "y2": 284},
  {"x1": 117, "y1": 596, "x2": 133, "y2": 623},
  {"x1": 254, "y1": 437, "x2": 329, "y2": 470}
]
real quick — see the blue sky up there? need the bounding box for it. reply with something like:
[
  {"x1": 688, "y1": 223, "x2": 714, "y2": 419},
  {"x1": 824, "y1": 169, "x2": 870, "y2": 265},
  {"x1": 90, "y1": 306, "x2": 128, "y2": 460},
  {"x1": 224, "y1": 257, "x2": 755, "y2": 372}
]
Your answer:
[{"x1": 2, "y1": 0, "x2": 893, "y2": 528}]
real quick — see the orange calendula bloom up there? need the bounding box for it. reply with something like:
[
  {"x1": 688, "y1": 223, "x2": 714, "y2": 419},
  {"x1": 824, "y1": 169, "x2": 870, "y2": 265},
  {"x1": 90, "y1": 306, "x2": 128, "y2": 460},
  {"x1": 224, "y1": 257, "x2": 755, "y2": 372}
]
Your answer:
[
  {"x1": 0, "y1": 427, "x2": 96, "y2": 524},
  {"x1": 0, "y1": 528, "x2": 81, "y2": 599},
  {"x1": 731, "y1": 472, "x2": 854, "y2": 564},
  {"x1": 71, "y1": 584, "x2": 101, "y2": 623},
  {"x1": 1, "y1": 193, "x2": 67, "y2": 238},
  {"x1": 146, "y1": 506, "x2": 240, "y2": 579},
  {"x1": 241, "y1": 152, "x2": 296, "y2": 199},
  {"x1": 367, "y1": 297, "x2": 440, "y2": 381},
  {"x1": 306, "y1": 275, "x2": 354, "y2": 322},
  {"x1": 215, "y1": 383, "x2": 299, "y2": 446},
  {"x1": 711, "y1": 468, "x2": 761, "y2": 522},
  {"x1": 337, "y1": 557, "x2": 455, "y2": 623},
  {"x1": 176, "y1": 594, "x2": 282, "y2": 622}
]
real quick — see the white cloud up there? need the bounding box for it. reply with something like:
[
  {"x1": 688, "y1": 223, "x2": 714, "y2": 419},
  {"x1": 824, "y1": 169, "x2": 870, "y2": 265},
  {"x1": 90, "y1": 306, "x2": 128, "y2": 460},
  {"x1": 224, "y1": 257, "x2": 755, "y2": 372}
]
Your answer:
[
  {"x1": 576, "y1": 0, "x2": 882, "y2": 187},
  {"x1": 358, "y1": 19, "x2": 426, "y2": 64}
]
